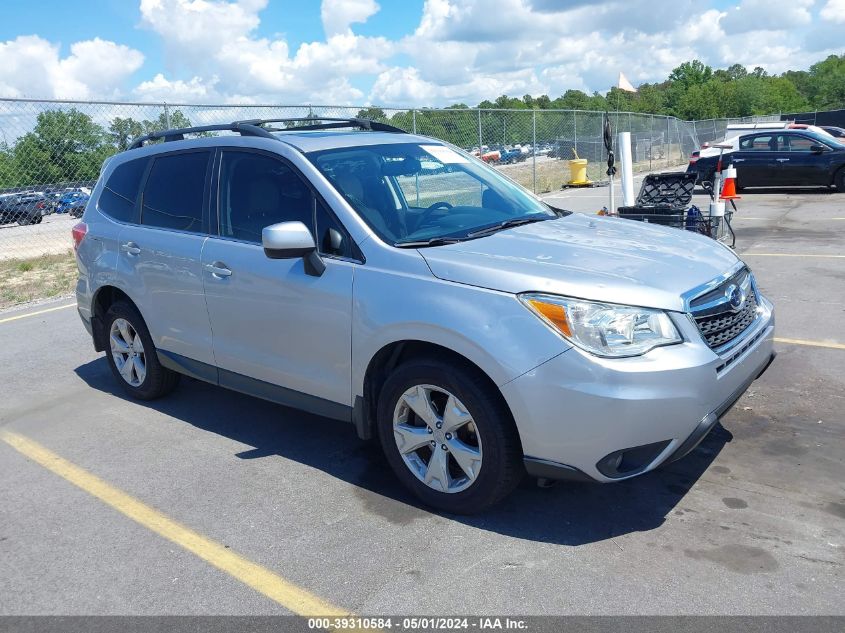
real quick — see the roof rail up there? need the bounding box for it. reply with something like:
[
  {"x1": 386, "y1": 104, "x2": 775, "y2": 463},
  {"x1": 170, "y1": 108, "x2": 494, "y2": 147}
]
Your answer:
[
  {"x1": 235, "y1": 117, "x2": 407, "y2": 134},
  {"x1": 127, "y1": 122, "x2": 276, "y2": 150}
]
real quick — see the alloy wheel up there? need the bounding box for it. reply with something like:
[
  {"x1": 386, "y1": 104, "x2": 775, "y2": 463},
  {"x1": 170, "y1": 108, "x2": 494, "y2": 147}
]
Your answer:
[
  {"x1": 392, "y1": 384, "x2": 483, "y2": 494},
  {"x1": 110, "y1": 318, "x2": 146, "y2": 387}
]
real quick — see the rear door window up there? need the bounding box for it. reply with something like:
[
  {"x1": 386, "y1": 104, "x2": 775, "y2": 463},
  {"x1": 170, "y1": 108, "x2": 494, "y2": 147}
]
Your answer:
[
  {"x1": 739, "y1": 135, "x2": 776, "y2": 151},
  {"x1": 141, "y1": 151, "x2": 211, "y2": 233},
  {"x1": 99, "y1": 158, "x2": 149, "y2": 223}
]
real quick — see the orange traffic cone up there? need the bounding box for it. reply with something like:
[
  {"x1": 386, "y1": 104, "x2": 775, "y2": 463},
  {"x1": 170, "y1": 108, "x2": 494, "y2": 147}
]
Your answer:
[{"x1": 720, "y1": 166, "x2": 741, "y2": 200}]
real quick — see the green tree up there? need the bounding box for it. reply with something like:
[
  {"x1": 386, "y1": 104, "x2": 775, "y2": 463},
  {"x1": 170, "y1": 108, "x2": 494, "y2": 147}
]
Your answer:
[
  {"x1": 13, "y1": 109, "x2": 112, "y2": 186},
  {"x1": 356, "y1": 107, "x2": 387, "y2": 121},
  {"x1": 0, "y1": 143, "x2": 17, "y2": 189},
  {"x1": 669, "y1": 60, "x2": 713, "y2": 88},
  {"x1": 109, "y1": 117, "x2": 144, "y2": 151},
  {"x1": 804, "y1": 54, "x2": 845, "y2": 110},
  {"x1": 714, "y1": 64, "x2": 748, "y2": 82},
  {"x1": 142, "y1": 109, "x2": 194, "y2": 134}
]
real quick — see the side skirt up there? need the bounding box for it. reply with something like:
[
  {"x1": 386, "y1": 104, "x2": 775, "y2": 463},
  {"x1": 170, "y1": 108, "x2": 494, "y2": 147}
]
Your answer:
[{"x1": 157, "y1": 349, "x2": 353, "y2": 423}]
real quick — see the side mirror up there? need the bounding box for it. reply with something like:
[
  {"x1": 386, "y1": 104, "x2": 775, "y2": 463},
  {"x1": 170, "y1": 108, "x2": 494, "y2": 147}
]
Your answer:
[
  {"x1": 262, "y1": 221, "x2": 325, "y2": 276},
  {"x1": 810, "y1": 144, "x2": 827, "y2": 154}
]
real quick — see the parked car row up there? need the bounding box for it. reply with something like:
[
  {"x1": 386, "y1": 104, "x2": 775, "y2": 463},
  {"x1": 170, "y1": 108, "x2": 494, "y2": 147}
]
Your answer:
[
  {"x1": 0, "y1": 192, "x2": 50, "y2": 225},
  {"x1": 467, "y1": 143, "x2": 554, "y2": 163},
  {"x1": 0, "y1": 187, "x2": 89, "y2": 226}
]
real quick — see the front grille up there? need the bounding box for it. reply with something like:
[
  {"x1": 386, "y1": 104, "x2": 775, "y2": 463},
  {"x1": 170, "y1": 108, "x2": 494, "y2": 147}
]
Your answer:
[
  {"x1": 694, "y1": 291, "x2": 758, "y2": 348},
  {"x1": 690, "y1": 268, "x2": 759, "y2": 350}
]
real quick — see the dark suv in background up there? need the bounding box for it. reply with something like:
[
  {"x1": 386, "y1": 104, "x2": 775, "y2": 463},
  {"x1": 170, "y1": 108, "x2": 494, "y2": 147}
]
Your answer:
[
  {"x1": 0, "y1": 192, "x2": 50, "y2": 225},
  {"x1": 688, "y1": 129, "x2": 845, "y2": 191}
]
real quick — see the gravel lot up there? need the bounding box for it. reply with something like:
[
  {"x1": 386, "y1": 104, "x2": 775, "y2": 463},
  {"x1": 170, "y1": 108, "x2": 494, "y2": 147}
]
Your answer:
[
  {"x1": 0, "y1": 213, "x2": 77, "y2": 261},
  {"x1": 0, "y1": 184, "x2": 843, "y2": 616}
]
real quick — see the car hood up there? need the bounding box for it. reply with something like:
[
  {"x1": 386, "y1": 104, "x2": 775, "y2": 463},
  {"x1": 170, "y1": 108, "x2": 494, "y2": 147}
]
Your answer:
[{"x1": 419, "y1": 214, "x2": 741, "y2": 312}]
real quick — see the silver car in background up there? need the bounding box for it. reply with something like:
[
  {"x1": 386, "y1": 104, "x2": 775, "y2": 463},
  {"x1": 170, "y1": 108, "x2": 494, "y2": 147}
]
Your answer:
[{"x1": 73, "y1": 118, "x2": 775, "y2": 513}]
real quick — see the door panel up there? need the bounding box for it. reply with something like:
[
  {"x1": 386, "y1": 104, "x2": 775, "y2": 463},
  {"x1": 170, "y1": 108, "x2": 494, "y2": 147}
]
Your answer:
[
  {"x1": 117, "y1": 148, "x2": 216, "y2": 365},
  {"x1": 779, "y1": 135, "x2": 830, "y2": 185},
  {"x1": 732, "y1": 134, "x2": 779, "y2": 187},
  {"x1": 202, "y1": 148, "x2": 355, "y2": 406},
  {"x1": 202, "y1": 238, "x2": 354, "y2": 405},
  {"x1": 731, "y1": 152, "x2": 775, "y2": 187},
  {"x1": 117, "y1": 225, "x2": 214, "y2": 365}
]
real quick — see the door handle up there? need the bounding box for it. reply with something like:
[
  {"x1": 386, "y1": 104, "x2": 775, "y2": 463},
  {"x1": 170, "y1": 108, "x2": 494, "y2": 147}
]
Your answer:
[
  {"x1": 732, "y1": 158, "x2": 745, "y2": 162},
  {"x1": 776, "y1": 158, "x2": 790, "y2": 162},
  {"x1": 204, "y1": 262, "x2": 232, "y2": 278},
  {"x1": 121, "y1": 241, "x2": 141, "y2": 255}
]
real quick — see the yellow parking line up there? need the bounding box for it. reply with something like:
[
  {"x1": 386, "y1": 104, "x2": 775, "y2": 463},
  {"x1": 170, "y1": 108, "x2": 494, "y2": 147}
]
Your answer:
[
  {"x1": 0, "y1": 430, "x2": 350, "y2": 617},
  {"x1": 742, "y1": 253, "x2": 845, "y2": 259},
  {"x1": 774, "y1": 337, "x2": 845, "y2": 351},
  {"x1": 0, "y1": 303, "x2": 75, "y2": 325}
]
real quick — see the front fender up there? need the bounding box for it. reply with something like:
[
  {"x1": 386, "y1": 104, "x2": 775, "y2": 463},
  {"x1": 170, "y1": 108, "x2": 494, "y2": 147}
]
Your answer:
[{"x1": 351, "y1": 266, "x2": 570, "y2": 399}]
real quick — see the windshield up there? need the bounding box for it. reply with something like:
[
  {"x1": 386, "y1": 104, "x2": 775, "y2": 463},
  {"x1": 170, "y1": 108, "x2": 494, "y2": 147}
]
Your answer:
[
  {"x1": 307, "y1": 142, "x2": 555, "y2": 245},
  {"x1": 808, "y1": 130, "x2": 845, "y2": 148}
]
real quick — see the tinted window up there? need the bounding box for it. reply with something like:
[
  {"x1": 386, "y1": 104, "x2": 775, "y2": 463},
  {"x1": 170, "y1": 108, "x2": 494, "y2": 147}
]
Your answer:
[
  {"x1": 782, "y1": 135, "x2": 816, "y2": 152},
  {"x1": 219, "y1": 151, "x2": 313, "y2": 243},
  {"x1": 141, "y1": 151, "x2": 210, "y2": 232},
  {"x1": 99, "y1": 158, "x2": 149, "y2": 223},
  {"x1": 739, "y1": 135, "x2": 776, "y2": 151}
]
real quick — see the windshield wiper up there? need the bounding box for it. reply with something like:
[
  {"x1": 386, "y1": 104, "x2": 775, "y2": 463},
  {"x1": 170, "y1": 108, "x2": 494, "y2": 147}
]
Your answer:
[
  {"x1": 465, "y1": 215, "x2": 551, "y2": 238},
  {"x1": 394, "y1": 236, "x2": 468, "y2": 248}
]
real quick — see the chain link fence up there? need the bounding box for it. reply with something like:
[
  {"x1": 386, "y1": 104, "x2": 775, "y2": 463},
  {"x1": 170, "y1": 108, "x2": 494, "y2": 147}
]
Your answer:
[{"x1": 0, "y1": 97, "x2": 776, "y2": 266}]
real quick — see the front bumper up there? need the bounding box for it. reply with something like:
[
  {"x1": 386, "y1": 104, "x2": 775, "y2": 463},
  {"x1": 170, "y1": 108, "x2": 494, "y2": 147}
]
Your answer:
[{"x1": 504, "y1": 295, "x2": 775, "y2": 483}]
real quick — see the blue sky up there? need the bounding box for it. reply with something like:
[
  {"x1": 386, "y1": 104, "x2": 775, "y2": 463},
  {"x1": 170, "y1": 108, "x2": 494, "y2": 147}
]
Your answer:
[{"x1": 0, "y1": 0, "x2": 842, "y2": 107}]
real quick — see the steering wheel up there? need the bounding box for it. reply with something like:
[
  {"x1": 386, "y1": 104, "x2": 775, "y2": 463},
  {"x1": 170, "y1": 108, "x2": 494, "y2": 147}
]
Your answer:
[{"x1": 413, "y1": 201, "x2": 453, "y2": 228}]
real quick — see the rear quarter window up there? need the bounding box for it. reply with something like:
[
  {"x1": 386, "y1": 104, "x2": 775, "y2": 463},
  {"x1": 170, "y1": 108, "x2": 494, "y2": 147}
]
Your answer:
[{"x1": 98, "y1": 157, "x2": 149, "y2": 223}]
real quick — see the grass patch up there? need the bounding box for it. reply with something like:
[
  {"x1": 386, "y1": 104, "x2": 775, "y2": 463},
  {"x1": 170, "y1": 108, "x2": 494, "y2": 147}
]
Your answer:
[{"x1": 0, "y1": 250, "x2": 77, "y2": 310}]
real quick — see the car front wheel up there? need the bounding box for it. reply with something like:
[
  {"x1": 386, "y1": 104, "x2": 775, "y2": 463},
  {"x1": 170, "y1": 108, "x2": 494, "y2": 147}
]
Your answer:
[
  {"x1": 377, "y1": 359, "x2": 523, "y2": 514},
  {"x1": 835, "y1": 168, "x2": 845, "y2": 192}
]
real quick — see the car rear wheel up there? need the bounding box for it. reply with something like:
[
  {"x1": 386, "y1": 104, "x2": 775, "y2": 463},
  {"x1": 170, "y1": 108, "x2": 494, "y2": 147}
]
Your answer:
[
  {"x1": 104, "y1": 301, "x2": 180, "y2": 400},
  {"x1": 377, "y1": 359, "x2": 523, "y2": 514}
]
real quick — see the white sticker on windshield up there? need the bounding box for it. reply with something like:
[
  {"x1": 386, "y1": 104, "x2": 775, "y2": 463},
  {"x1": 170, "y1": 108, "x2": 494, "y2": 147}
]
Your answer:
[{"x1": 420, "y1": 144, "x2": 469, "y2": 164}]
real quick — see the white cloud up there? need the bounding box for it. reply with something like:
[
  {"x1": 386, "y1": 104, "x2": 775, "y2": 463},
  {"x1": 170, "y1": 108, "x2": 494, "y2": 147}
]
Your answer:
[
  {"x1": 0, "y1": 0, "x2": 842, "y2": 108},
  {"x1": 134, "y1": 73, "x2": 218, "y2": 101},
  {"x1": 720, "y1": 0, "x2": 814, "y2": 34},
  {"x1": 0, "y1": 36, "x2": 143, "y2": 99},
  {"x1": 137, "y1": 0, "x2": 390, "y2": 103},
  {"x1": 370, "y1": 65, "x2": 545, "y2": 105},
  {"x1": 820, "y1": 0, "x2": 845, "y2": 23},
  {"x1": 365, "y1": 0, "x2": 842, "y2": 105},
  {"x1": 321, "y1": 0, "x2": 380, "y2": 36}
]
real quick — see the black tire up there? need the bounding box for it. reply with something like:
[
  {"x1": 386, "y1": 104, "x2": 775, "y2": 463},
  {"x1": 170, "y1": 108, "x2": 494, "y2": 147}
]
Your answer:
[
  {"x1": 104, "y1": 301, "x2": 180, "y2": 400},
  {"x1": 376, "y1": 359, "x2": 523, "y2": 514},
  {"x1": 835, "y1": 168, "x2": 845, "y2": 192}
]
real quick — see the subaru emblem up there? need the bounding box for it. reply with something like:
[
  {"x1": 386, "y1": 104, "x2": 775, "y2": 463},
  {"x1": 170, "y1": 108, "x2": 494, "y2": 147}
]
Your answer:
[{"x1": 726, "y1": 284, "x2": 744, "y2": 310}]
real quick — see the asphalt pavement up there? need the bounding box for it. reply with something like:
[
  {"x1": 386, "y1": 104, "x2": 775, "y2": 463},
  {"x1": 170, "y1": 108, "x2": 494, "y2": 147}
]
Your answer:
[{"x1": 0, "y1": 186, "x2": 843, "y2": 616}]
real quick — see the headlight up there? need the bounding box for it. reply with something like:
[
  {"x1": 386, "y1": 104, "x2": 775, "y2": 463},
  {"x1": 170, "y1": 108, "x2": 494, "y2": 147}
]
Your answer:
[{"x1": 520, "y1": 293, "x2": 682, "y2": 358}]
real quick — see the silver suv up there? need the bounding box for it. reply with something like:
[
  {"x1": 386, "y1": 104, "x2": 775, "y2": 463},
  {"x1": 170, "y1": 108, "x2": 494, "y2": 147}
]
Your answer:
[{"x1": 73, "y1": 118, "x2": 775, "y2": 513}]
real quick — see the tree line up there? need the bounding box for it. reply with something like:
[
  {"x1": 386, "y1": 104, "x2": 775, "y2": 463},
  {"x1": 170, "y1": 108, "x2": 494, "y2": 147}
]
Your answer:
[
  {"x1": 399, "y1": 54, "x2": 844, "y2": 120},
  {"x1": 1, "y1": 54, "x2": 842, "y2": 190}
]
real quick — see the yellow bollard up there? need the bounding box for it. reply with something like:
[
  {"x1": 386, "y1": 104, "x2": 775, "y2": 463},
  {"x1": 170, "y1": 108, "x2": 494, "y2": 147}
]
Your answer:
[{"x1": 567, "y1": 148, "x2": 591, "y2": 186}]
